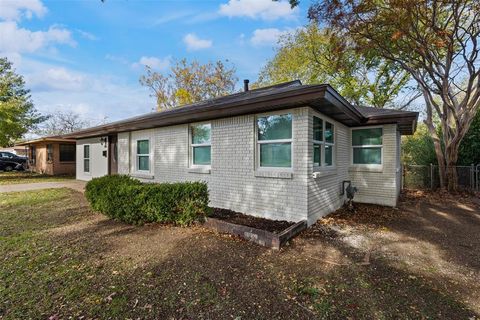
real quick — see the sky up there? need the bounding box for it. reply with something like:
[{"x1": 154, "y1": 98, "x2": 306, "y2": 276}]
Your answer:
[{"x1": 0, "y1": 0, "x2": 309, "y2": 124}]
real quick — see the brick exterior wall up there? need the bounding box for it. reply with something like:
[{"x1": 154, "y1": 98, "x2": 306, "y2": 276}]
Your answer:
[
  {"x1": 112, "y1": 106, "x2": 401, "y2": 223},
  {"x1": 28, "y1": 142, "x2": 75, "y2": 176},
  {"x1": 348, "y1": 124, "x2": 399, "y2": 207},
  {"x1": 306, "y1": 109, "x2": 349, "y2": 225},
  {"x1": 119, "y1": 107, "x2": 310, "y2": 222}
]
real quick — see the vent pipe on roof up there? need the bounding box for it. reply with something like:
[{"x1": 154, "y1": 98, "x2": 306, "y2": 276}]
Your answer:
[{"x1": 244, "y1": 79, "x2": 249, "y2": 92}]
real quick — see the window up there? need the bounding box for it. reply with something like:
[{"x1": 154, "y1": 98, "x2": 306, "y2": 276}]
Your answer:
[
  {"x1": 257, "y1": 113, "x2": 292, "y2": 168},
  {"x1": 352, "y1": 128, "x2": 383, "y2": 165},
  {"x1": 59, "y1": 144, "x2": 75, "y2": 162},
  {"x1": 30, "y1": 146, "x2": 36, "y2": 164},
  {"x1": 313, "y1": 116, "x2": 335, "y2": 167},
  {"x1": 136, "y1": 140, "x2": 150, "y2": 171},
  {"x1": 83, "y1": 145, "x2": 90, "y2": 173},
  {"x1": 47, "y1": 144, "x2": 53, "y2": 162},
  {"x1": 191, "y1": 124, "x2": 211, "y2": 166}
]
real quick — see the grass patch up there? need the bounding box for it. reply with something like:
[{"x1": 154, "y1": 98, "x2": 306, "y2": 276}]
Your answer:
[
  {"x1": 0, "y1": 189, "x2": 477, "y2": 319},
  {"x1": 0, "y1": 172, "x2": 74, "y2": 185}
]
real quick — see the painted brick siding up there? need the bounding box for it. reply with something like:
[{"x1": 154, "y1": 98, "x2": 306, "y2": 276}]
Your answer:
[
  {"x1": 121, "y1": 107, "x2": 310, "y2": 222},
  {"x1": 348, "y1": 124, "x2": 399, "y2": 206},
  {"x1": 113, "y1": 106, "x2": 401, "y2": 223},
  {"x1": 306, "y1": 108, "x2": 348, "y2": 225}
]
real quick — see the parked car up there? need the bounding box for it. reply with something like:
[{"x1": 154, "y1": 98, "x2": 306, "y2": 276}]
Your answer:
[{"x1": 0, "y1": 152, "x2": 27, "y2": 171}]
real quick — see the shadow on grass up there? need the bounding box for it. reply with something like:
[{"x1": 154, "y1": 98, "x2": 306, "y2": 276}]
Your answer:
[{"x1": 1, "y1": 188, "x2": 478, "y2": 319}]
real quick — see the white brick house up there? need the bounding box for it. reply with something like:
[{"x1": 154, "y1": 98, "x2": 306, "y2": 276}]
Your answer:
[{"x1": 66, "y1": 81, "x2": 418, "y2": 225}]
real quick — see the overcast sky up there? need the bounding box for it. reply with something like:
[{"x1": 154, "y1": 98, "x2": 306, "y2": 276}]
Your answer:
[{"x1": 0, "y1": 0, "x2": 308, "y2": 123}]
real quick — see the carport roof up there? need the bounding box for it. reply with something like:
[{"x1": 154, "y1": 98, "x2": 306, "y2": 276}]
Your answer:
[{"x1": 62, "y1": 80, "x2": 418, "y2": 139}]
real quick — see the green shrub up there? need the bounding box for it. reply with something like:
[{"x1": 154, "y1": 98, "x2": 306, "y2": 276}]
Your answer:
[{"x1": 85, "y1": 175, "x2": 209, "y2": 225}]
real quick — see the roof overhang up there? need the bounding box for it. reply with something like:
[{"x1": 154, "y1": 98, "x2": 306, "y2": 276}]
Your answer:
[
  {"x1": 15, "y1": 137, "x2": 76, "y2": 146},
  {"x1": 62, "y1": 84, "x2": 418, "y2": 139}
]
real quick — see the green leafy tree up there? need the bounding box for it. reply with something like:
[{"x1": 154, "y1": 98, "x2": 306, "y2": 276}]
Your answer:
[
  {"x1": 0, "y1": 57, "x2": 45, "y2": 146},
  {"x1": 458, "y1": 110, "x2": 480, "y2": 165},
  {"x1": 140, "y1": 59, "x2": 237, "y2": 111},
  {"x1": 299, "y1": 0, "x2": 480, "y2": 191},
  {"x1": 257, "y1": 24, "x2": 420, "y2": 109},
  {"x1": 402, "y1": 123, "x2": 437, "y2": 165}
]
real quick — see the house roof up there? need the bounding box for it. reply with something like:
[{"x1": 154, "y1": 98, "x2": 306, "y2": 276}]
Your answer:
[
  {"x1": 15, "y1": 136, "x2": 76, "y2": 146},
  {"x1": 62, "y1": 81, "x2": 418, "y2": 139}
]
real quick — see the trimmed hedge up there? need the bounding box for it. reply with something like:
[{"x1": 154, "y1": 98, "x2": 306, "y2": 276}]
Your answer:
[{"x1": 85, "y1": 175, "x2": 210, "y2": 225}]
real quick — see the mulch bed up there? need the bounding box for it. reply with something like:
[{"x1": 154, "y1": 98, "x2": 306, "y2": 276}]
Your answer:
[{"x1": 209, "y1": 207, "x2": 294, "y2": 234}]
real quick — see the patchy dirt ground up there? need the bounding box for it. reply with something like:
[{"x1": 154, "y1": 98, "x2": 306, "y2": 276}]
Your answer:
[{"x1": 1, "y1": 188, "x2": 479, "y2": 319}]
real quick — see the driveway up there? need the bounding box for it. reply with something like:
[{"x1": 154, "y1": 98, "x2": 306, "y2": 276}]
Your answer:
[{"x1": 0, "y1": 180, "x2": 86, "y2": 193}]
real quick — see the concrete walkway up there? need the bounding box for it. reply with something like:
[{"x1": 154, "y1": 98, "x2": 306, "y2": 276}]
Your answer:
[{"x1": 0, "y1": 180, "x2": 86, "y2": 193}]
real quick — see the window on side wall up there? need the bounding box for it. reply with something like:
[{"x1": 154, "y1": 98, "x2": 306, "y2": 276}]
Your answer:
[
  {"x1": 136, "y1": 139, "x2": 150, "y2": 172},
  {"x1": 313, "y1": 116, "x2": 335, "y2": 168},
  {"x1": 46, "y1": 144, "x2": 53, "y2": 162},
  {"x1": 257, "y1": 113, "x2": 292, "y2": 169},
  {"x1": 190, "y1": 123, "x2": 211, "y2": 167},
  {"x1": 352, "y1": 128, "x2": 383, "y2": 165},
  {"x1": 83, "y1": 145, "x2": 90, "y2": 173}
]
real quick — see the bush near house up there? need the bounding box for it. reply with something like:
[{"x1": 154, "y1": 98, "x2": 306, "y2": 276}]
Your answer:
[{"x1": 85, "y1": 175, "x2": 210, "y2": 225}]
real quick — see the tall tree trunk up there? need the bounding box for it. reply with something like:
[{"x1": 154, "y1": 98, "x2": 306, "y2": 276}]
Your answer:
[
  {"x1": 433, "y1": 138, "x2": 446, "y2": 189},
  {"x1": 445, "y1": 140, "x2": 460, "y2": 191},
  {"x1": 424, "y1": 115, "x2": 447, "y2": 189}
]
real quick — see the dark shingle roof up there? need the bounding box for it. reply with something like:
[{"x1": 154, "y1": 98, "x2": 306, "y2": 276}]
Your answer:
[{"x1": 63, "y1": 81, "x2": 418, "y2": 138}]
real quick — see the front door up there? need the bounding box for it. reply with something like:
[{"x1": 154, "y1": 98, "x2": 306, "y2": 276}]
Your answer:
[{"x1": 108, "y1": 135, "x2": 118, "y2": 175}]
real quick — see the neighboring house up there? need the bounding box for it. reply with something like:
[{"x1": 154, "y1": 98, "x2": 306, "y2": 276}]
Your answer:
[
  {"x1": 64, "y1": 81, "x2": 418, "y2": 225},
  {"x1": 0, "y1": 146, "x2": 28, "y2": 157},
  {"x1": 16, "y1": 137, "x2": 76, "y2": 176}
]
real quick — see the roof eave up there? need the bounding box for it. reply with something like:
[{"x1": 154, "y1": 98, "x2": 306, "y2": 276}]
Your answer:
[{"x1": 64, "y1": 84, "x2": 365, "y2": 139}]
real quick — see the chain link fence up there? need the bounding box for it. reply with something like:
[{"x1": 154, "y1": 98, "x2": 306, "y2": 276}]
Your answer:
[{"x1": 403, "y1": 164, "x2": 480, "y2": 191}]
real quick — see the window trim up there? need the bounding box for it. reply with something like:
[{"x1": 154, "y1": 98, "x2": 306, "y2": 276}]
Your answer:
[
  {"x1": 83, "y1": 144, "x2": 90, "y2": 174},
  {"x1": 189, "y1": 122, "x2": 212, "y2": 169},
  {"x1": 135, "y1": 139, "x2": 151, "y2": 173},
  {"x1": 46, "y1": 144, "x2": 53, "y2": 162},
  {"x1": 351, "y1": 126, "x2": 384, "y2": 168},
  {"x1": 30, "y1": 146, "x2": 36, "y2": 165},
  {"x1": 312, "y1": 113, "x2": 336, "y2": 171},
  {"x1": 255, "y1": 111, "x2": 294, "y2": 171}
]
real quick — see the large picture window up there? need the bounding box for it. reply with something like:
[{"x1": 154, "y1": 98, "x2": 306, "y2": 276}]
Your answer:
[
  {"x1": 59, "y1": 144, "x2": 75, "y2": 162},
  {"x1": 313, "y1": 116, "x2": 335, "y2": 167},
  {"x1": 191, "y1": 123, "x2": 211, "y2": 166},
  {"x1": 136, "y1": 140, "x2": 150, "y2": 171},
  {"x1": 352, "y1": 128, "x2": 383, "y2": 165},
  {"x1": 83, "y1": 145, "x2": 90, "y2": 173},
  {"x1": 257, "y1": 113, "x2": 292, "y2": 168}
]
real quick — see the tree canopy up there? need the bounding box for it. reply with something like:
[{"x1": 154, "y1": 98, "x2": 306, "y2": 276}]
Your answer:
[
  {"x1": 0, "y1": 57, "x2": 45, "y2": 147},
  {"x1": 257, "y1": 24, "x2": 419, "y2": 109},
  {"x1": 296, "y1": 0, "x2": 480, "y2": 190},
  {"x1": 140, "y1": 59, "x2": 237, "y2": 111},
  {"x1": 35, "y1": 110, "x2": 94, "y2": 136}
]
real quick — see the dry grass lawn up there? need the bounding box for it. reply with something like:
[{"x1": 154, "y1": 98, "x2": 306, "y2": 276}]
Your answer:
[
  {"x1": 0, "y1": 171, "x2": 74, "y2": 185},
  {"x1": 0, "y1": 188, "x2": 479, "y2": 319}
]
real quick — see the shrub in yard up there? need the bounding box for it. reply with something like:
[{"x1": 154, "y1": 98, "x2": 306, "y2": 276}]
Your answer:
[{"x1": 85, "y1": 175, "x2": 209, "y2": 225}]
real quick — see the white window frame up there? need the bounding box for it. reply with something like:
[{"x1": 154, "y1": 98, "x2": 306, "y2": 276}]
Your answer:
[
  {"x1": 256, "y1": 112, "x2": 294, "y2": 171},
  {"x1": 135, "y1": 139, "x2": 151, "y2": 173},
  {"x1": 312, "y1": 114, "x2": 336, "y2": 170},
  {"x1": 351, "y1": 126, "x2": 384, "y2": 168},
  {"x1": 83, "y1": 144, "x2": 90, "y2": 173},
  {"x1": 189, "y1": 122, "x2": 212, "y2": 169}
]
